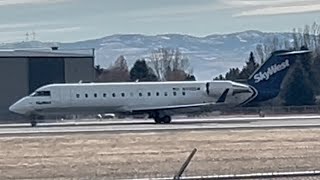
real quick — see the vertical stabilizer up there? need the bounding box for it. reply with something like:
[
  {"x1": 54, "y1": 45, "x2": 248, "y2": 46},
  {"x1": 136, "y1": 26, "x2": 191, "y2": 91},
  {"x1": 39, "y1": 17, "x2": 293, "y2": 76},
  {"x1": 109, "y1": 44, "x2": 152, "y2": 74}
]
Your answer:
[{"x1": 247, "y1": 50, "x2": 311, "y2": 103}]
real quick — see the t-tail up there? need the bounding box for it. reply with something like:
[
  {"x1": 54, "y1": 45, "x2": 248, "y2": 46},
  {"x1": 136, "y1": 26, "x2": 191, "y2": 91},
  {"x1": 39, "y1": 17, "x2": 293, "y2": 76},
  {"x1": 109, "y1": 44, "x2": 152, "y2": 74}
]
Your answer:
[{"x1": 246, "y1": 49, "x2": 311, "y2": 104}]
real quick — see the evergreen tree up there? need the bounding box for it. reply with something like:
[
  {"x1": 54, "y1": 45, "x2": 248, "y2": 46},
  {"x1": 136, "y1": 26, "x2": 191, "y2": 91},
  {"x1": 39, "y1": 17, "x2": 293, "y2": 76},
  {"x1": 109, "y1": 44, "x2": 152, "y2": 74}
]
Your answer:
[
  {"x1": 214, "y1": 52, "x2": 259, "y2": 81},
  {"x1": 299, "y1": 46, "x2": 318, "y2": 92},
  {"x1": 214, "y1": 74, "x2": 225, "y2": 80},
  {"x1": 225, "y1": 68, "x2": 240, "y2": 81},
  {"x1": 239, "y1": 52, "x2": 259, "y2": 79},
  {"x1": 130, "y1": 59, "x2": 158, "y2": 82},
  {"x1": 300, "y1": 46, "x2": 312, "y2": 74},
  {"x1": 284, "y1": 65, "x2": 315, "y2": 106},
  {"x1": 96, "y1": 56, "x2": 130, "y2": 82},
  {"x1": 312, "y1": 55, "x2": 320, "y2": 93}
]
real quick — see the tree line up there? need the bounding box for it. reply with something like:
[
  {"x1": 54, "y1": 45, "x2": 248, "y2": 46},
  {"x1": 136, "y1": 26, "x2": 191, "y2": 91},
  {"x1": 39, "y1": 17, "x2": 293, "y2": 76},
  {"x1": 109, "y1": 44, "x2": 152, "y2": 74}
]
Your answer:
[
  {"x1": 95, "y1": 48, "x2": 196, "y2": 83},
  {"x1": 215, "y1": 22, "x2": 320, "y2": 106},
  {"x1": 94, "y1": 22, "x2": 320, "y2": 107},
  {"x1": 214, "y1": 52, "x2": 259, "y2": 81}
]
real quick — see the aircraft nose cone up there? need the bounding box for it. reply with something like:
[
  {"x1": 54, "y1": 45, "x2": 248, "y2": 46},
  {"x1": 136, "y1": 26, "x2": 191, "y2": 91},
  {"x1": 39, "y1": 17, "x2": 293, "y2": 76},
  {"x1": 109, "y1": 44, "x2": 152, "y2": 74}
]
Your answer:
[
  {"x1": 9, "y1": 102, "x2": 26, "y2": 115},
  {"x1": 9, "y1": 103, "x2": 18, "y2": 113}
]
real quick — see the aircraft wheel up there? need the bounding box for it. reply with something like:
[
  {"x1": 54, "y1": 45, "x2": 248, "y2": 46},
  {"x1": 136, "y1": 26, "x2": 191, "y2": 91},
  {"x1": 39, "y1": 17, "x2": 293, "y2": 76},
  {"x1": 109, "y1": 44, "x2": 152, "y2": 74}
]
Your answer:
[
  {"x1": 154, "y1": 117, "x2": 162, "y2": 124},
  {"x1": 162, "y1": 116, "x2": 172, "y2": 124},
  {"x1": 30, "y1": 120, "x2": 37, "y2": 127}
]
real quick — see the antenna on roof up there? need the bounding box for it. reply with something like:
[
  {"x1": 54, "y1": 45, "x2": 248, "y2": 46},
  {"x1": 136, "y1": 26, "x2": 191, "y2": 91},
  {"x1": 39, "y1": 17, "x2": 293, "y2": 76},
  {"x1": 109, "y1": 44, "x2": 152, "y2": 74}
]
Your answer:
[
  {"x1": 136, "y1": 79, "x2": 139, "y2": 82},
  {"x1": 78, "y1": 80, "x2": 83, "y2": 84}
]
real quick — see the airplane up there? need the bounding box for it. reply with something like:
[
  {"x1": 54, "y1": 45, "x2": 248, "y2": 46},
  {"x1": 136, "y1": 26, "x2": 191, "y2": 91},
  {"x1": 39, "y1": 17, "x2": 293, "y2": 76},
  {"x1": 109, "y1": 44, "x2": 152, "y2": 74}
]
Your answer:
[{"x1": 9, "y1": 49, "x2": 311, "y2": 127}]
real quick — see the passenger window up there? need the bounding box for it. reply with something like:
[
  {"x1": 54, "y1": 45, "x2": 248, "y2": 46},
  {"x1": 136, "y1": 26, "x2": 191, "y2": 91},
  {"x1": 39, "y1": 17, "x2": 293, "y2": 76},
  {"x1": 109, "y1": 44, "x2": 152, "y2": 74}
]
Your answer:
[
  {"x1": 164, "y1": 92, "x2": 168, "y2": 96},
  {"x1": 103, "y1": 93, "x2": 107, "y2": 98},
  {"x1": 94, "y1": 93, "x2": 97, "y2": 98},
  {"x1": 148, "y1": 92, "x2": 151, "y2": 96},
  {"x1": 76, "y1": 94, "x2": 80, "y2": 98},
  {"x1": 112, "y1": 93, "x2": 116, "y2": 97},
  {"x1": 173, "y1": 92, "x2": 177, "y2": 96},
  {"x1": 85, "y1": 94, "x2": 88, "y2": 98},
  {"x1": 121, "y1": 93, "x2": 125, "y2": 97},
  {"x1": 139, "y1": 92, "x2": 143, "y2": 97},
  {"x1": 156, "y1": 92, "x2": 160, "y2": 96},
  {"x1": 182, "y1": 92, "x2": 186, "y2": 96}
]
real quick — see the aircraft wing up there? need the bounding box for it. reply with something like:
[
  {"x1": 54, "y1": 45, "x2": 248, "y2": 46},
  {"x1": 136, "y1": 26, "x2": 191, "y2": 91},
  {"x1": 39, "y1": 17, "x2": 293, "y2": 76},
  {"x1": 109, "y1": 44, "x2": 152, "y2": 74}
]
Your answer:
[
  {"x1": 129, "y1": 88, "x2": 230, "y2": 112},
  {"x1": 129, "y1": 102, "x2": 216, "y2": 112}
]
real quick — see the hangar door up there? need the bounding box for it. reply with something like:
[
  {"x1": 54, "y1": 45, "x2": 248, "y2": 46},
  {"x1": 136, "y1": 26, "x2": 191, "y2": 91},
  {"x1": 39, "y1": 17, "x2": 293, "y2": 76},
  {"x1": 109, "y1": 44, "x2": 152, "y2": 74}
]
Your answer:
[{"x1": 28, "y1": 58, "x2": 65, "y2": 94}]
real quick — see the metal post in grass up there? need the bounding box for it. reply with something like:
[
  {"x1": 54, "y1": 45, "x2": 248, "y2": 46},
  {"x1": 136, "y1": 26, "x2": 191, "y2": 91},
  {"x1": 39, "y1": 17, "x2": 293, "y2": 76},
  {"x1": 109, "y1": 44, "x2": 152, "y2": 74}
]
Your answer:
[{"x1": 173, "y1": 148, "x2": 197, "y2": 180}]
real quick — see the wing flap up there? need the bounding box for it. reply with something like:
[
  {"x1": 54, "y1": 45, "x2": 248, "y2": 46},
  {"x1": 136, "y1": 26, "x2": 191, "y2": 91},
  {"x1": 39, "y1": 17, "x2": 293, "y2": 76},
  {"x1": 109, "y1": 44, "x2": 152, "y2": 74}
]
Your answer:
[{"x1": 129, "y1": 102, "x2": 216, "y2": 112}]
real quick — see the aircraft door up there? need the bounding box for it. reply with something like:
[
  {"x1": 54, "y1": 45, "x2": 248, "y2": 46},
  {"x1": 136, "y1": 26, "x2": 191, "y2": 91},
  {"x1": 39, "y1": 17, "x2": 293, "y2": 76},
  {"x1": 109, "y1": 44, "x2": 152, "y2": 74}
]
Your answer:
[
  {"x1": 205, "y1": 82, "x2": 226, "y2": 97},
  {"x1": 56, "y1": 87, "x2": 71, "y2": 107},
  {"x1": 69, "y1": 88, "x2": 78, "y2": 106}
]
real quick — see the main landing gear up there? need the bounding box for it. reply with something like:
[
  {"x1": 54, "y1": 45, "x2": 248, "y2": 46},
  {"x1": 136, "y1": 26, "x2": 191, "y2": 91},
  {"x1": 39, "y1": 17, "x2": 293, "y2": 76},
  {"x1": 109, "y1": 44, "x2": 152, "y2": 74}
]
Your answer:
[
  {"x1": 151, "y1": 112, "x2": 172, "y2": 124},
  {"x1": 154, "y1": 115, "x2": 172, "y2": 124}
]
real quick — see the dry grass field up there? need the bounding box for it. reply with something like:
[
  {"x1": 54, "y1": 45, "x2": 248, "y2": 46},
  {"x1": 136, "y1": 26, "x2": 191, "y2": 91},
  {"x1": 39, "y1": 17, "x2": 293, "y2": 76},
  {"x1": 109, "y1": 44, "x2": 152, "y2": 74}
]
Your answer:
[{"x1": 1, "y1": 128, "x2": 320, "y2": 179}]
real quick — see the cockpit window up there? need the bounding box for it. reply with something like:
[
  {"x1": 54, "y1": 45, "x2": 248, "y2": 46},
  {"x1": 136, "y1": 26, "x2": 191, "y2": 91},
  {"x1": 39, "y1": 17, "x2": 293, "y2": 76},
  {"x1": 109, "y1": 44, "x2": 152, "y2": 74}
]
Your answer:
[{"x1": 31, "y1": 91, "x2": 51, "y2": 97}]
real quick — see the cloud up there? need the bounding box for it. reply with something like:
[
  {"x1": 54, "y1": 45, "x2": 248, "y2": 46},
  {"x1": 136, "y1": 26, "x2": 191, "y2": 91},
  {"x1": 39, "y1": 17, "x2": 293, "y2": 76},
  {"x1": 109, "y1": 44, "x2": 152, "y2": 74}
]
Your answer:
[
  {"x1": 224, "y1": 0, "x2": 320, "y2": 17},
  {"x1": 223, "y1": 0, "x2": 315, "y2": 7},
  {"x1": 36, "y1": 27, "x2": 81, "y2": 33},
  {"x1": 0, "y1": 0, "x2": 69, "y2": 6},
  {"x1": 132, "y1": 16, "x2": 196, "y2": 23},
  {"x1": 0, "y1": 22, "x2": 81, "y2": 41},
  {"x1": 0, "y1": 22, "x2": 60, "y2": 31},
  {"x1": 234, "y1": 3, "x2": 320, "y2": 17},
  {"x1": 121, "y1": 2, "x2": 221, "y2": 19},
  {"x1": 121, "y1": 0, "x2": 319, "y2": 21}
]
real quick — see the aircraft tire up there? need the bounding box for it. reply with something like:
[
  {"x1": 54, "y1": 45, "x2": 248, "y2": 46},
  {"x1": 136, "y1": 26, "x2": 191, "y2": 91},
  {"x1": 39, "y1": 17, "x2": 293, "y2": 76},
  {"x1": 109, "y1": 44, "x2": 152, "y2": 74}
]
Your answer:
[
  {"x1": 30, "y1": 120, "x2": 37, "y2": 127},
  {"x1": 162, "y1": 116, "x2": 172, "y2": 124},
  {"x1": 154, "y1": 117, "x2": 162, "y2": 124}
]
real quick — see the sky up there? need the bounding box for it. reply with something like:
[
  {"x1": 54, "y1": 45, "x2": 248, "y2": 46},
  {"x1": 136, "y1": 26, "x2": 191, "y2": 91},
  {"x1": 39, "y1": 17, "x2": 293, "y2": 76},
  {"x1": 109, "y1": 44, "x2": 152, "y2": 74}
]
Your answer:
[{"x1": 1, "y1": 0, "x2": 320, "y2": 43}]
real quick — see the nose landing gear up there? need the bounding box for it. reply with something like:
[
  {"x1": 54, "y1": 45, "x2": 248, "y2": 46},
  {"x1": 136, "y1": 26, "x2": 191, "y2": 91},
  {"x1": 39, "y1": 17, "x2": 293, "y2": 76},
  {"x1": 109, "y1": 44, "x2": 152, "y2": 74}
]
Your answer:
[
  {"x1": 29, "y1": 115, "x2": 44, "y2": 127},
  {"x1": 30, "y1": 119, "x2": 37, "y2": 127}
]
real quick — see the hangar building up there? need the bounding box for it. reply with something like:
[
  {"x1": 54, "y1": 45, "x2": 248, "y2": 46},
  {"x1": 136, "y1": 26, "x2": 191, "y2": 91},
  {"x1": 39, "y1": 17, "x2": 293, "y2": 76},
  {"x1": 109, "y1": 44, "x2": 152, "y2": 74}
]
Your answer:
[{"x1": 0, "y1": 48, "x2": 96, "y2": 120}]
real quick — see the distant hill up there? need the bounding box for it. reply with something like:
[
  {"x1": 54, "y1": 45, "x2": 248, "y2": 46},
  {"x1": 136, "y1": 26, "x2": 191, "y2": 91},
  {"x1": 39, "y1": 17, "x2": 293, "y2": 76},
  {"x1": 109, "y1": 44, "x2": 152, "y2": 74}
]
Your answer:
[{"x1": 0, "y1": 30, "x2": 293, "y2": 80}]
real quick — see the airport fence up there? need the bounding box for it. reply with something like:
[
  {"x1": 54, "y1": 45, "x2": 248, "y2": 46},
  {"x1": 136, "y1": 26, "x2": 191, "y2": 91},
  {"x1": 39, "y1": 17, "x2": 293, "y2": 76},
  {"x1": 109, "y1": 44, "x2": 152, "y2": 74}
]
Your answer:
[
  {"x1": 103, "y1": 170, "x2": 320, "y2": 180},
  {"x1": 219, "y1": 105, "x2": 320, "y2": 116},
  {"x1": 62, "y1": 159, "x2": 320, "y2": 180}
]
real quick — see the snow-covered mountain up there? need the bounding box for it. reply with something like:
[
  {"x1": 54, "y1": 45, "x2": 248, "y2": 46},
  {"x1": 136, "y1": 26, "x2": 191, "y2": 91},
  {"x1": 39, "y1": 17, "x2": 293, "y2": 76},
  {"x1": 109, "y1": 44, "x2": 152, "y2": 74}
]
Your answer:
[{"x1": 0, "y1": 30, "x2": 292, "y2": 80}]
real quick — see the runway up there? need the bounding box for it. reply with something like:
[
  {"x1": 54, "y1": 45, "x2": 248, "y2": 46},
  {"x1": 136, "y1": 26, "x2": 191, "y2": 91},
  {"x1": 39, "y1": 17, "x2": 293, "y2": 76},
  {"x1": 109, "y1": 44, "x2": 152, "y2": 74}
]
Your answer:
[
  {"x1": 1, "y1": 114, "x2": 320, "y2": 135},
  {"x1": 2, "y1": 116, "x2": 320, "y2": 179}
]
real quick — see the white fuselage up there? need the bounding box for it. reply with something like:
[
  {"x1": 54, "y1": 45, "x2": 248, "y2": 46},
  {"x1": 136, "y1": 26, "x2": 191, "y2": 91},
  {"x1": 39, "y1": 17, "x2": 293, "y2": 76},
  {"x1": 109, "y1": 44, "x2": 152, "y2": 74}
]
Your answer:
[{"x1": 9, "y1": 80, "x2": 255, "y2": 117}]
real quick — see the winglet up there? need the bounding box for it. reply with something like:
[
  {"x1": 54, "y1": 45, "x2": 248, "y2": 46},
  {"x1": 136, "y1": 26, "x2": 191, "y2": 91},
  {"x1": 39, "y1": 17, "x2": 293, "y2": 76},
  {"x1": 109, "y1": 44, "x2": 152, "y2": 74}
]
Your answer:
[{"x1": 216, "y1": 89, "x2": 229, "y2": 103}]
